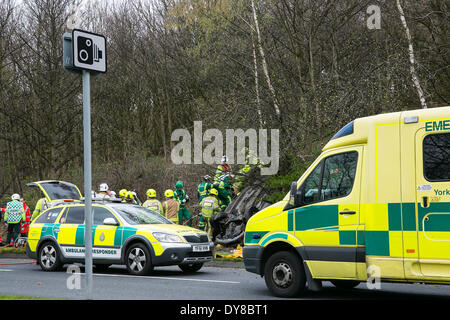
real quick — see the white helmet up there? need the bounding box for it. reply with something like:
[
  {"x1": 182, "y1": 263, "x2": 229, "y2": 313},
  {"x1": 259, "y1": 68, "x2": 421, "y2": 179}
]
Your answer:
[
  {"x1": 99, "y1": 183, "x2": 109, "y2": 192},
  {"x1": 11, "y1": 193, "x2": 20, "y2": 201},
  {"x1": 221, "y1": 155, "x2": 228, "y2": 163}
]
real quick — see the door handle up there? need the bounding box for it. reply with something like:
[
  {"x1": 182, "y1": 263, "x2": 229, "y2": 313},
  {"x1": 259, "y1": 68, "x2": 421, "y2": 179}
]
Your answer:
[
  {"x1": 339, "y1": 211, "x2": 356, "y2": 215},
  {"x1": 54, "y1": 228, "x2": 60, "y2": 233},
  {"x1": 421, "y1": 196, "x2": 429, "y2": 208}
]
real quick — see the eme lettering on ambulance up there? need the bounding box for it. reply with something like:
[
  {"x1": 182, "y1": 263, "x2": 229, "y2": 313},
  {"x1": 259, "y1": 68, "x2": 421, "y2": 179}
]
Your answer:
[
  {"x1": 63, "y1": 246, "x2": 120, "y2": 259},
  {"x1": 425, "y1": 120, "x2": 450, "y2": 132}
]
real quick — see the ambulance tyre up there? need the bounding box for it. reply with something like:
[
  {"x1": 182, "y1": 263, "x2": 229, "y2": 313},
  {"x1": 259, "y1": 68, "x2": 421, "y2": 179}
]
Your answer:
[
  {"x1": 125, "y1": 243, "x2": 153, "y2": 276},
  {"x1": 330, "y1": 280, "x2": 360, "y2": 289},
  {"x1": 264, "y1": 251, "x2": 306, "y2": 298},
  {"x1": 38, "y1": 241, "x2": 63, "y2": 272}
]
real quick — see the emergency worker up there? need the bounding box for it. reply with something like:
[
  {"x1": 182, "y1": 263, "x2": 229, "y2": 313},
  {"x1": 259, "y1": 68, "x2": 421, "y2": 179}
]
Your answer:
[
  {"x1": 143, "y1": 189, "x2": 163, "y2": 214},
  {"x1": 20, "y1": 198, "x2": 31, "y2": 237},
  {"x1": 214, "y1": 156, "x2": 231, "y2": 182},
  {"x1": 173, "y1": 181, "x2": 191, "y2": 226},
  {"x1": 162, "y1": 189, "x2": 179, "y2": 223},
  {"x1": 214, "y1": 175, "x2": 233, "y2": 211},
  {"x1": 124, "y1": 191, "x2": 137, "y2": 204},
  {"x1": 97, "y1": 183, "x2": 111, "y2": 199},
  {"x1": 4, "y1": 194, "x2": 25, "y2": 245},
  {"x1": 32, "y1": 197, "x2": 48, "y2": 221},
  {"x1": 119, "y1": 189, "x2": 128, "y2": 202},
  {"x1": 197, "y1": 175, "x2": 212, "y2": 203},
  {"x1": 198, "y1": 188, "x2": 220, "y2": 235}
]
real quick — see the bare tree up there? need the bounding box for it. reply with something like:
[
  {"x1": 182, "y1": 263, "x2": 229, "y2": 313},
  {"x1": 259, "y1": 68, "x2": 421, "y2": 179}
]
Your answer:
[{"x1": 396, "y1": 0, "x2": 428, "y2": 109}]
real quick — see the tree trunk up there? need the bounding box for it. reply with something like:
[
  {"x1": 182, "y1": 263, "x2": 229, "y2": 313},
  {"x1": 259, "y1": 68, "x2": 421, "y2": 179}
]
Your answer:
[
  {"x1": 250, "y1": 27, "x2": 263, "y2": 128},
  {"x1": 396, "y1": 0, "x2": 427, "y2": 109},
  {"x1": 251, "y1": 0, "x2": 281, "y2": 119}
]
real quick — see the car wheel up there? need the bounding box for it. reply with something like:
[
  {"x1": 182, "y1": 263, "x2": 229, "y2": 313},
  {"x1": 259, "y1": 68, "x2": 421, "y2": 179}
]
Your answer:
[
  {"x1": 179, "y1": 263, "x2": 203, "y2": 273},
  {"x1": 38, "y1": 242, "x2": 63, "y2": 272},
  {"x1": 330, "y1": 280, "x2": 360, "y2": 289},
  {"x1": 125, "y1": 243, "x2": 153, "y2": 276},
  {"x1": 264, "y1": 251, "x2": 306, "y2": 298}
]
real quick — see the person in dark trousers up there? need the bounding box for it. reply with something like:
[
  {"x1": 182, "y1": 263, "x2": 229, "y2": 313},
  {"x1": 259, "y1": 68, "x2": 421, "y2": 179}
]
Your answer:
[{"x1": 4, "y1": 194, "x2": 25, "y2": 246}]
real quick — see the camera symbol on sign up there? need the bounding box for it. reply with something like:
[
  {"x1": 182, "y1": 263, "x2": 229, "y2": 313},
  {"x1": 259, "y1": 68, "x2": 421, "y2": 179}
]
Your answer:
[{"x1": 77, "y1": 36, "x2": 103, "y2": 65}]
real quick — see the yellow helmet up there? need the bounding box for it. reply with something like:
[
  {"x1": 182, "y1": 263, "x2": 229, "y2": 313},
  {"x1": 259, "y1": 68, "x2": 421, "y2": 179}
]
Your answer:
[
  {"x1": 125, "y1": 191, "x2": 134, "y2": 201},
  {"x1": 209, "y1": 188, "x2": 218, "y2": 196},
  {"x1": 119, "y1": 189, "x2": 128, "y2": 198},
  {"x1": 164, "y1": 189, "x2": 174, "y2": 198},
  {"x1": 146, "y1": 189, "x2": 157, "y2": 198}
]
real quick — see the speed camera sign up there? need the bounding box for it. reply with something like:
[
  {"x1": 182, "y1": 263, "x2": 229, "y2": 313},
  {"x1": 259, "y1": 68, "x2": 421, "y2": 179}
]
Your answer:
[{"x1": 72, "y1": 29, "x2": 107, "y2": 73}]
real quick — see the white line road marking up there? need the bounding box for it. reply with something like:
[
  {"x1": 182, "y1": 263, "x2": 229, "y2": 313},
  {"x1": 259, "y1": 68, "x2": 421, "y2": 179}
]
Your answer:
[
  {"x1": 75, "y1": 272, "x2": 240, "y2": 284},
  {"x1": 0, "y1": 269, "x2": 13, "y2": 272}
]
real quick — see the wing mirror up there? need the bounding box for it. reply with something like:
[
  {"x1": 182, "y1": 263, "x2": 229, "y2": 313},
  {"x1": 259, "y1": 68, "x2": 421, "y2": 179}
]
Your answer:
[
  {"x1": 103, "y1": 217, "x2": 119, "y2": 226},
  {"x1": 287, "y1": 181, "x2": 303, "y2": 209}
]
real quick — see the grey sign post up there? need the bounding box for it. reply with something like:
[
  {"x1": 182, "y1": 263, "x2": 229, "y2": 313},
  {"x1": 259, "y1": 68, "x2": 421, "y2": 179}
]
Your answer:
[{"x1": 63, "y1": 29, "x2": 106, "y2": 300}]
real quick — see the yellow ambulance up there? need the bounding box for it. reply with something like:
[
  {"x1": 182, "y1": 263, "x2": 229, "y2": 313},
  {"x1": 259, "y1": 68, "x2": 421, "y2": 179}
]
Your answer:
[{"x1": 243, "y1": 106, "x2": 450, "y2": 297}]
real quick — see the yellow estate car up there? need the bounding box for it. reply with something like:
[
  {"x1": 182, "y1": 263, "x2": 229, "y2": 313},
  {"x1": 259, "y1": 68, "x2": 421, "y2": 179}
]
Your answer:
[{"x1": 26, "y1": 181, "x2": 213, "y2": 275}]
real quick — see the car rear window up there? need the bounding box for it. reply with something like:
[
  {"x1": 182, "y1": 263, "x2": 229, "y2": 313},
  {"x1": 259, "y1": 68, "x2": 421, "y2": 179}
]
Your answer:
[
  {"x1": 34, "y1": 207, "x2": 64, "y2": 224},
  {"x1": 40, "y1": 181, "x2": 81, "y2": 200}
]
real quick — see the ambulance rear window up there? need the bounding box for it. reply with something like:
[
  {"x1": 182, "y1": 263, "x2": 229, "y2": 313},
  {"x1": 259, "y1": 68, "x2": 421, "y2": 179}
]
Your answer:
[
  {"x1": 423, "y1": 132, "x2": 450, "y2": 181},
  {"x1": 331, "y1": 121, "x2": 354, "y2": 140}
]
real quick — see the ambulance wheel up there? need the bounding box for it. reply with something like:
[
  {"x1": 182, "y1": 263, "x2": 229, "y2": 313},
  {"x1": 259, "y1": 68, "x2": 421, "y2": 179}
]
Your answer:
[
  {"x1": 179, "y1": 263, "x2": 203, "y2": 273},
  {"x1": 125, "y1": 243, "x2": 153, "y2": 276},
  {"x1": 38, "y1": 241, "x2": 63, "y2": 272},
  {"x1": 264, "y1": 251, "x2": 306, "y2": 298},
  {"x1": 330, "y1": 280, "x2": 360, "y2": 289}
]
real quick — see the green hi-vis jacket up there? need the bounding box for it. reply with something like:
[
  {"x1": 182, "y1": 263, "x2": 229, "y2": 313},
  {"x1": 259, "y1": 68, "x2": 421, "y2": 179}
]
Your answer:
[
  {"x1": 174, "y1": 189, "x2": 188, "y2": 207},
  {"x1": 197, "y1": 182, "x2": 212, "y2": 202}
]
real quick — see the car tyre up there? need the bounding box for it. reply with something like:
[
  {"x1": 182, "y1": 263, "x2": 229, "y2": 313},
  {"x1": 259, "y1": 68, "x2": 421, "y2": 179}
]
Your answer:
[
  {"x1": 125, "y1": 243, "x2": 153, "y2": 276},
  {"x1": 179, "y1": 263, "x2": 203, "y2": 273},
  {"x1": 264, "y1": 251, "x2": 306, "y2": 298},
  {"x1": 38, "y1": 241, "x2": 63, "y2": 272}
]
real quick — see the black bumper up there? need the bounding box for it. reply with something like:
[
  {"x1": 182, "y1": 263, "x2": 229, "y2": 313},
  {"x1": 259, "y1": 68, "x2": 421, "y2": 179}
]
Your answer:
[
  {"x1": 152, "y1": 243, "x2": 214, "y2": 266},
  {"x1": 243, "y1": 245, "x2": 264, "y2": 275}
]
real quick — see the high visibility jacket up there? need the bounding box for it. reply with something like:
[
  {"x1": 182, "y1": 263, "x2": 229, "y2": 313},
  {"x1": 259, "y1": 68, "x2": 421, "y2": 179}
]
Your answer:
[
  {"x1": 200, "y1": 196, "x2": 220, "y2": 218},
  {"x1": 174, "y1": 189, "x2": 188, "y2": 207},
  {"x1": 197, "y1": 182, "x2": 212, "y2": 202},
  {"x1": 162, "y1": 198, "x2": 179, "y2": 222},
  {"x1": 143, "y1": 199, "x2": 163, "y2": 214},
  {"x1": 32, "y1": 198, "x2": 48, "y2": 221},
  {"x1": 5, "y1": 200, "x2": 25, "y2": 224}
]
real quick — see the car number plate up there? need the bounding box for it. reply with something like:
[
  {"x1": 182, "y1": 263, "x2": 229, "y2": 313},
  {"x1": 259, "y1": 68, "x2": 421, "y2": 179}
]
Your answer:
[{"x1": 193, "y1": 245, "x2": 209, "y2": 252}]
